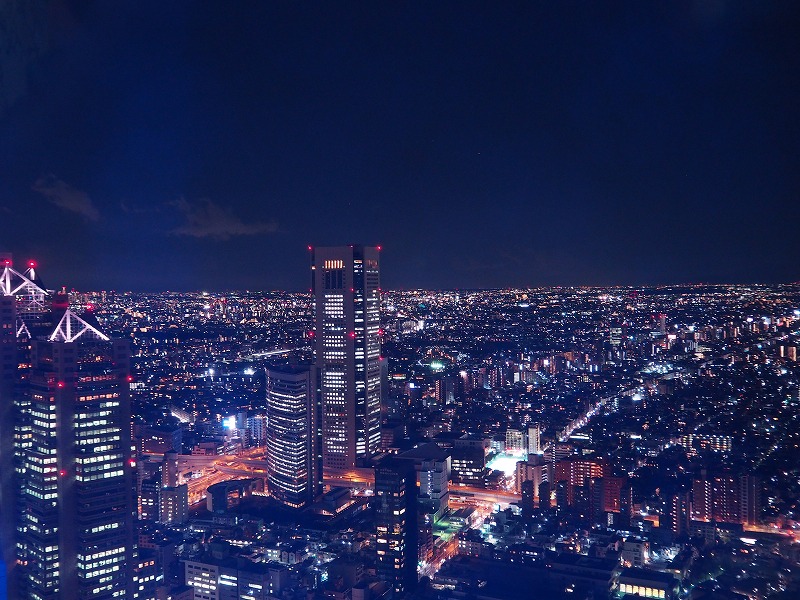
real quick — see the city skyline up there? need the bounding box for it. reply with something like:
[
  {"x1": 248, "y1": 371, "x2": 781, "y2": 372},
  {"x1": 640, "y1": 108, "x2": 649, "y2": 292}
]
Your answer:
[
  {"x1": 1, "y1": 2, "x2": 799, "y2": 598},
  {"x1": 1, "y1": 248, "x2": 799, "y2": 599},
  {"x1": 2, "y1": 250, "x2": 799, "y2": 294},
  {"x1": 1, "y1": 2, "x2": 799, "y2": 291}
]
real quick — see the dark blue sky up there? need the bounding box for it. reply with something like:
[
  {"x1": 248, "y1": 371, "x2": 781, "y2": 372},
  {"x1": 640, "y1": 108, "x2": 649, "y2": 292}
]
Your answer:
[{"x1": 1, "y1": 1, "x2": 798, "y2": 291}]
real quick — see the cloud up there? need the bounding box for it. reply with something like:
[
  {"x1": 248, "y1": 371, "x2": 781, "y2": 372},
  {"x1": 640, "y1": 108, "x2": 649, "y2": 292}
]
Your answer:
[
  {"x1": 120, "y1": 200, "x2": 161, "y2": 214},
  {"x1": 171, "y1": 197, "x2": 278, "y2": 240},
  {"x1": 32, "y1": 174, "x2": 100, "y2": 221}
]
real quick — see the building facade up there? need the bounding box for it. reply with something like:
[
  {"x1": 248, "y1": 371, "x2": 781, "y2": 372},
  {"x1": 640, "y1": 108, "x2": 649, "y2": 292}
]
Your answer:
[
  {"x1": 375, "y1": 456, "x2": 418, "y2": 596},
  {"x1": 691, "y1": 472, "x2": 760, "y2": 525},
  {"x1": 312, "y1": 246, "x2": 381, "y2": 470},
  {"x1": 184, "y1": 545, "x2": 289, "y2": 600},
  {"x1": 16, "y1": 309, "x2": 136, "y2": 600},
  {"x1": 265, "y1": 364, "x2": 320, "y2": 508}
]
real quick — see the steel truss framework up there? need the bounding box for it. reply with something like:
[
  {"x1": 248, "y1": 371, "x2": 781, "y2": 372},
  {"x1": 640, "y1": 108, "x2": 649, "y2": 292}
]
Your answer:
[{"x1": 0, "y1": 262, "x2": 50, "y2": 321}]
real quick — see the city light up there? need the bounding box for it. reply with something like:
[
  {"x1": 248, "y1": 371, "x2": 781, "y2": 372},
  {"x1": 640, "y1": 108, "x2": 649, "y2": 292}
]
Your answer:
[{"x1": 2, "y1": 5, "x2": 796, "y2": 598}]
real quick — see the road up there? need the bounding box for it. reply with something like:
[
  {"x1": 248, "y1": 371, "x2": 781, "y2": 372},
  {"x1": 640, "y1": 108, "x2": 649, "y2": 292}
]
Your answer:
[{"x1": 450, "y1": 485, "x2": 520, "y2": 505}]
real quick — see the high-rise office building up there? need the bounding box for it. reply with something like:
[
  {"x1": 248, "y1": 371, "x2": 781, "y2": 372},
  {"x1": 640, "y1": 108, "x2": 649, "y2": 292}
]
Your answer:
[
  {"x1": 265, "y1": 364, "x2": 321, "y2": 508},
  {"x1": 527, "y1": 424, "x2": 541, "y2": 455},
  {"x1": 1, "y1": 255, "x2": 52, "y2": 600},
  {"x1": 0, "y1": 282, "x2": 17, "y2": 597},
  {"x1": 375, "y1": 456, "x2": 418, "y2": 596},
  {"x1": 17, "y1": 308, "x2": 136, "y2": 600},
  {"x1": 311, "y1": 245, "x2": 381, "y2": 470},
  {"x1": 399, "y1": 443, "x2": 451, "y2": 525},
  {"x1": 159, "y1": 485, "x2": 189, "y2": 525},
  {"x1": 140, "y1": 477, "x2": 161, "y2": 522}
]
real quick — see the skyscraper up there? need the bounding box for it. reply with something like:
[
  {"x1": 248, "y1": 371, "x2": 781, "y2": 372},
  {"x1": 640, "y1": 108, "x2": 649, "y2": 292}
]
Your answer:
[
  {"x1": 265, "y1": 364, "x2": 321, "y2": 508},
  {"x1": 0, "y1": 282, "x2": 18, "y2": 597},
  {"x1": 311, "y1": 245, "x2": 381, "y2": 470},
  {"x1": 375, "y1": 456, "x2": 418, "y2": 596},
  {"x1": 17, "y1": 308, "x2": 136, "y2": 600},
  {"x1": 527, "y1": 424, "x2": 541, "y2": 455},
  {"x1": 0, "y1": 255, "x2": 51, "y2": 600}
]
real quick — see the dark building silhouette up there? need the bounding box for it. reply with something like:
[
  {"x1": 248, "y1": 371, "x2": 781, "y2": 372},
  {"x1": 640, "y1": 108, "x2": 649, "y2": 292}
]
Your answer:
[{"x1": 375, "y1": 456, "x2": 418, "y2": 597}]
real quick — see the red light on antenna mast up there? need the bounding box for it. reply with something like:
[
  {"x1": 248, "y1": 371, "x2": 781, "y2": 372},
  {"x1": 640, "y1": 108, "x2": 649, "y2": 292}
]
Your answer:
[
  {"x1": 28, "y1": 260, "x2": 37, "y2": 268},
  {"x1": 376, "y1": 245, "x2": 382, "y2": 251}
]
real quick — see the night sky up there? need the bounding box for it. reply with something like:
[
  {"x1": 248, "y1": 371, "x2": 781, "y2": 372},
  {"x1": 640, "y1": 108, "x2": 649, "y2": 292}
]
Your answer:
[{"x1": 1, "y1": 1, "x2": 798, "y2": 292}]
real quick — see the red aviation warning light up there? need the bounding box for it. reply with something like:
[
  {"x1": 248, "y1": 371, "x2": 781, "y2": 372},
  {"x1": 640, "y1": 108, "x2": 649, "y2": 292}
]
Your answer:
[
  {"x1": 28, "y1": 260, "x2": 37, "y2": 268},
  {"x1": 126, "y1": 375, "x2": 134, "y2": 382},
  {"x1": 57, "y1": 381, "x2": 65, "y2": 388}
]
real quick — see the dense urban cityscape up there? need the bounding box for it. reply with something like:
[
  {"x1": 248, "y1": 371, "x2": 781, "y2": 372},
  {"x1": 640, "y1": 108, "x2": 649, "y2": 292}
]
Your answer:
[
  {"x1": 0, "y1": 249, "x2": 799, "y2": 600},
  {"x1": 2, "y1": 2, "x2": 799, "y2": 599}
]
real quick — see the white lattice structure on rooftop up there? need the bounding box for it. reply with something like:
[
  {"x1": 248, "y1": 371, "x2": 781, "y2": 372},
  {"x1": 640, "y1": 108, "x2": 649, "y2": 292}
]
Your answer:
[
  {"x1": 49, "y1": 309, "x2": 109, "y2": 343},
  {"x1": 0, "y1": 260, "x2": 50, "y2": 318},
  {"x1": 16, "y1": 318, "x2": 30, "y2": 339}
]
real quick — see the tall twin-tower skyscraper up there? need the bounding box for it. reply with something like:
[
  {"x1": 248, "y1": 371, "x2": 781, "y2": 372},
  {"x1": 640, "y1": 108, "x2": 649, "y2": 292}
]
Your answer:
[{"x1": 312, "y1": 245, "x2": 382, "y2": 471}]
